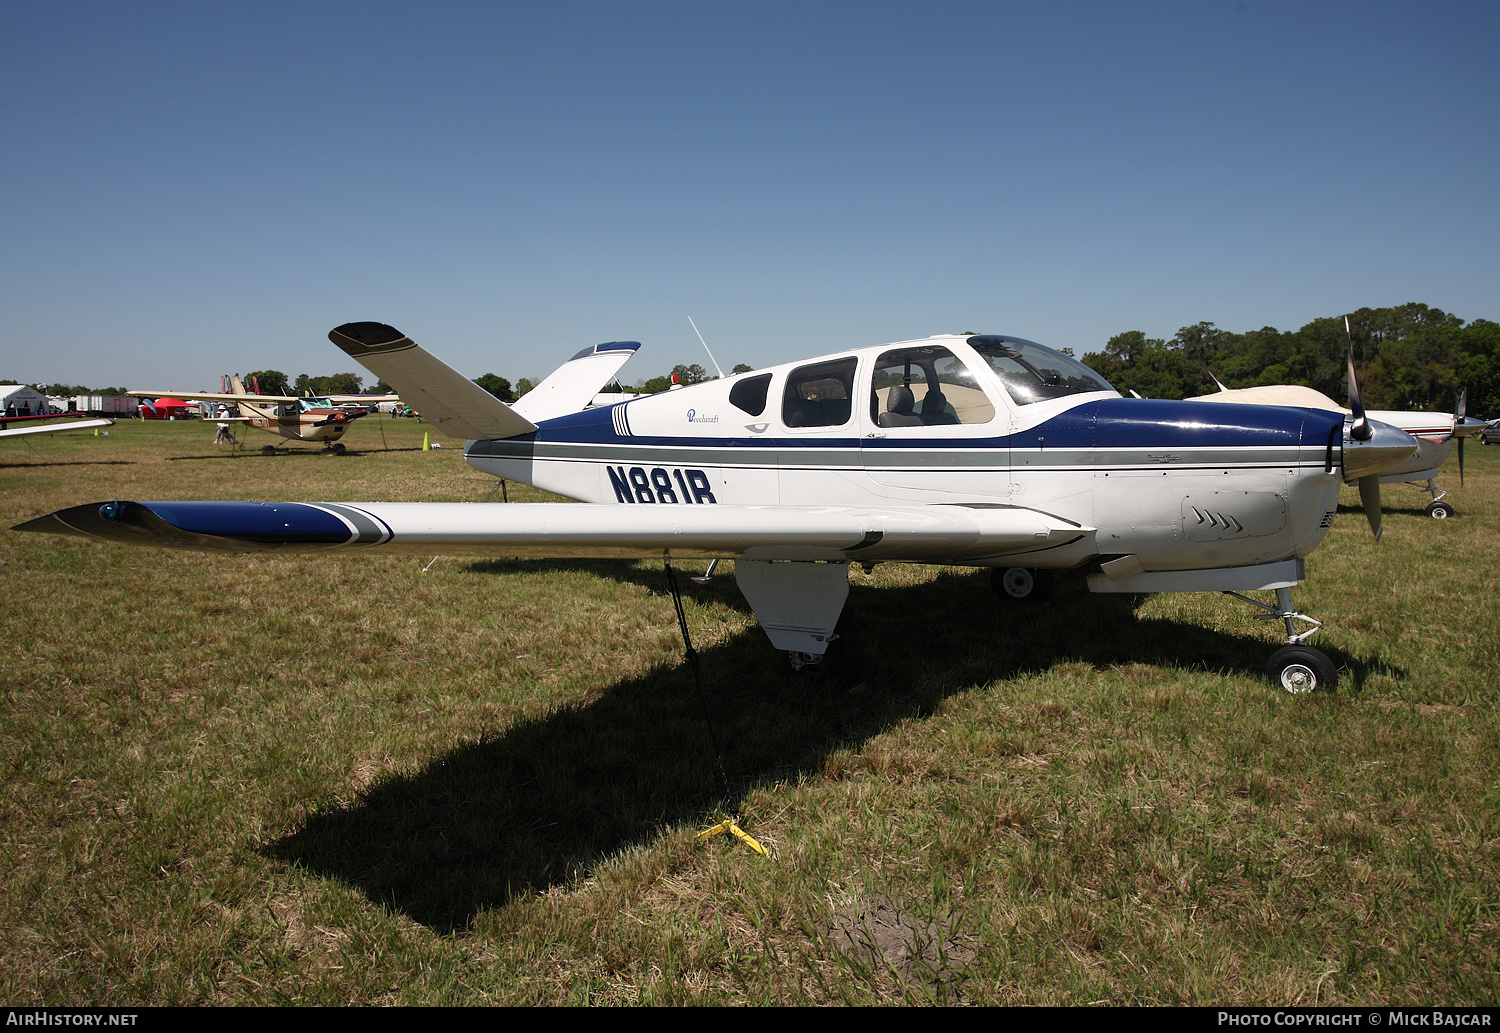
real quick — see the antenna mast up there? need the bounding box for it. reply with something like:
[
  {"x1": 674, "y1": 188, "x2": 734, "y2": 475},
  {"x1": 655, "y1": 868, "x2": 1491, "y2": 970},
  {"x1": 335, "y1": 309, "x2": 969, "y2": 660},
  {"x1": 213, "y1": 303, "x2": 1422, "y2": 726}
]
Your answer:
[{"x1": 688, "y1": 316, "x2": 725, "y2": 379}]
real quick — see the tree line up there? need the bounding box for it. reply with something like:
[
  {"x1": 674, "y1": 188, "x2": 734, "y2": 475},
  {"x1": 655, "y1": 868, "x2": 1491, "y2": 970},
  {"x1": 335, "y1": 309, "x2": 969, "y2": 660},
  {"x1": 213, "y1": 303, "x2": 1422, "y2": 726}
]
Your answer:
[
  {"x1": 471, "y1": 362, "x2": 755, "y2": 402},
  {"x1": 1081, "y1": 303, "x2": 1498, "y2": 416},
  {"x1": 12, "y1": 304, "x2": 1494, "y2": 416}
]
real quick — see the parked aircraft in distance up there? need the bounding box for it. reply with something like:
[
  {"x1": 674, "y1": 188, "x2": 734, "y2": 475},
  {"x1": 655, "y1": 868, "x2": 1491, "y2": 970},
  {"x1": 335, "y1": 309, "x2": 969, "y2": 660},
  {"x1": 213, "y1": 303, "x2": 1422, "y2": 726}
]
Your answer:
[
  {"x1": 19, "y1": 324, "x2": 1418, "y2": 693},
  {"x1": 1187, "y1": 383, "x2": 1486, "y2": 519},
  {"x1": 127, "y1": 375, "x2": 399, "y2": 454}
]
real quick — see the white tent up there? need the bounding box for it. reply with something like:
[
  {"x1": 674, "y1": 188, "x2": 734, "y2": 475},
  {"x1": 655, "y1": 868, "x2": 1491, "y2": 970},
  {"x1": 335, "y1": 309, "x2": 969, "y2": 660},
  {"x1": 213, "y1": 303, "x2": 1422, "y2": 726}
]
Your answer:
[{"x1": 1, "y1": 384, "x2": 49, "y2": 415}]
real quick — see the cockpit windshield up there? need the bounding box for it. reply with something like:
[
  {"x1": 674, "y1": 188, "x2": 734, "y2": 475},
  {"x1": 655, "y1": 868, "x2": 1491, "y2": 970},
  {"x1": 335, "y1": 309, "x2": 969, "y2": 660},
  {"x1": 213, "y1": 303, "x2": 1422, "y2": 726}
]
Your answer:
[{"x1": 965, "y1": 335, "x2": 1115, "y2": 405}]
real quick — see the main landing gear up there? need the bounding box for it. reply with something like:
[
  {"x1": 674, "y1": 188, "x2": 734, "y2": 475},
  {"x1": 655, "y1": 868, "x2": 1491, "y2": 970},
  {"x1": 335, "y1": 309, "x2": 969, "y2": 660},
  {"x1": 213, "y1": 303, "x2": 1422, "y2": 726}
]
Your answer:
[
  {"x1": 786, "y1": 618, "x2": 866, "y2": 688},
  {"x1": 1225, "y1": 586, "x2": 1337, "y2": 693},
  {"x1": 990, "y1": 566, "x2": 1053, "y2": 605}
]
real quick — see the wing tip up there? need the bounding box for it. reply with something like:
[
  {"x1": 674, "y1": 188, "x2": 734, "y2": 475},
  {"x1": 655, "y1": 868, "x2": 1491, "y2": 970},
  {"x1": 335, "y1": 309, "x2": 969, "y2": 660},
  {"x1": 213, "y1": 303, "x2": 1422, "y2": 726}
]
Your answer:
[{"x1": 329, "y1": 322, "x2": 414, "y2": 355}]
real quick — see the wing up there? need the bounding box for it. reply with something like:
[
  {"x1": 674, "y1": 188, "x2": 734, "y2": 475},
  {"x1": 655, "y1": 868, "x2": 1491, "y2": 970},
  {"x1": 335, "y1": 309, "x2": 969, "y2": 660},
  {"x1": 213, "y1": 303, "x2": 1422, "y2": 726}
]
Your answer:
[
  {"x1": 13, "y1": 500, "x2": 1091, "y2": 564},
  {"x1": 1187, "y1": 385, "x2": 1346, "y2": 412},
  {"x1": 510, "y1": 342, "x2": 640, "y2": 423},
  {"x1": 128, "y1": 390, "x2": 302, "y2": 404},
  {"x1": 328, "y1": 323, "x2": 538, "y2": 441},
  {"x1": 0, "y1": 419, "x2": 114, "y2": 440}
]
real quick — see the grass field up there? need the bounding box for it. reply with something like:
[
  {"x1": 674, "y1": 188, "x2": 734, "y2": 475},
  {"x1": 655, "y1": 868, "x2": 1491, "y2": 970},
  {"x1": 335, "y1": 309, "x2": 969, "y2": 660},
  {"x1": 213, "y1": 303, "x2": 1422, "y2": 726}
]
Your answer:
[{"x1": 2, "y1": 416, "x2": 1497, "y2": 1005}]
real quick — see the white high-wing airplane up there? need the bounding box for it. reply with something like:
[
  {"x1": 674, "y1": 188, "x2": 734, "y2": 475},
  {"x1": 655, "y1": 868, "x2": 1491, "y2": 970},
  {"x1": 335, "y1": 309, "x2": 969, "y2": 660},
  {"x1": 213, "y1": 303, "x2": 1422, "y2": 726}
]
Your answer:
[
  {"x1": 127, "y1": 375, "x2": 402, "y2": 454},
  {"x1": 1186, "y1": 383, "x2": 1486, "y2": 519},
  {"x1": 15, "y1": 324, "x2": 1418, "y2": 694}
]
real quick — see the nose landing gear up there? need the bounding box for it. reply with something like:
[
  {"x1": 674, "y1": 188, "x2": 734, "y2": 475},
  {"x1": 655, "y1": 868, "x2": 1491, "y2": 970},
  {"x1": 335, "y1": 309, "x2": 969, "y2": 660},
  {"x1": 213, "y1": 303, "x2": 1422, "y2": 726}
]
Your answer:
[{"x1": 1225, "y1": 586, "x2": 1338, "y2": 692}]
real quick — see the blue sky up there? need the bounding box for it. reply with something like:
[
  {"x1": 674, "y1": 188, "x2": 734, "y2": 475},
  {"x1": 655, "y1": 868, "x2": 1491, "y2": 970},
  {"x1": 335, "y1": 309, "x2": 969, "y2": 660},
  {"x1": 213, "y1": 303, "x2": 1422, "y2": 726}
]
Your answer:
[{"x1": 2, "y1": 1, "x2": 1496, "y2": 390}]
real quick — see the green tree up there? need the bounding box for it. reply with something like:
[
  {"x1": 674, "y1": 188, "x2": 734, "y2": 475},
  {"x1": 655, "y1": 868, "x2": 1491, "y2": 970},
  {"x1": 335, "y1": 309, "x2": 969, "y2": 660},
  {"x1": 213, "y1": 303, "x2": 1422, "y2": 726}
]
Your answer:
[
  {"x1": 1457, "y1": 319, "x2": 1500, "y2": 417},
  {"x1": 731, "y1": 363, "x2": 754, "y2": 374},
  {"x1": 1082, "y1": 331, "x2": 1207, "y2": 399},
  {"x1": 514, "y1": 378, "x2": 536, "y2": 398},
  {"x1": 474, "y1": 373, "x2": 513, "y2": 401},
  {"x1": 303, "y1": 372, "x2": 364, "y2": 395},
  {"x1": 671, "y1": 363, "x2": 711, "y2": 385},
  {"x1": 245, "y1": 370, "x2": 291, "y2": 396}
]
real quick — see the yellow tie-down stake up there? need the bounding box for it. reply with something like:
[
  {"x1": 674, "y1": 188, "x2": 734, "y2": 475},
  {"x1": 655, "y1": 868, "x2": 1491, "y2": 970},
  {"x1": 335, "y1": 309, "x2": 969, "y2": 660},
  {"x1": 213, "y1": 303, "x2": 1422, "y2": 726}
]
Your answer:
[{"x1": 696, "y1": 819, "x2": 767, "y2": 856}]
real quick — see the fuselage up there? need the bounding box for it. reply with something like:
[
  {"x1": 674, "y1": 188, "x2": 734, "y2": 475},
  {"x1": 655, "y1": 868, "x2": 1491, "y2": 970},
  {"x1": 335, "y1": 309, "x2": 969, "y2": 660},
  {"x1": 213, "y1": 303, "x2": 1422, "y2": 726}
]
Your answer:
[
  {"x1": 236, "y1": 397, "x2": 353, "y2": 442},
  {"x1": 466, "y1": 334, "x2": 1354, "y2": 575}
]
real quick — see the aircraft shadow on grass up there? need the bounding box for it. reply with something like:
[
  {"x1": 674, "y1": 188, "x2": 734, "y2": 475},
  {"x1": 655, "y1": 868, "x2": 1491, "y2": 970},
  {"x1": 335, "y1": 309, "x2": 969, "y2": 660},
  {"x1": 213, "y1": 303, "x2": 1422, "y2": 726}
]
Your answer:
[
  {"x1": 464, "y1": 556, "x2": 755, "y2": 612},
  {"x1": 0, "y1": 459, "x2": 134, "y2": 469},
  {"x1": 1333, "y1": 500, "x2": 1460, "y2": 520},
  {"x1": 162, "y1": 446, "x2": 421, "y2": 461},
  {"x1": 266, "y1": 567, "x2": 1404, "y2": 933}
]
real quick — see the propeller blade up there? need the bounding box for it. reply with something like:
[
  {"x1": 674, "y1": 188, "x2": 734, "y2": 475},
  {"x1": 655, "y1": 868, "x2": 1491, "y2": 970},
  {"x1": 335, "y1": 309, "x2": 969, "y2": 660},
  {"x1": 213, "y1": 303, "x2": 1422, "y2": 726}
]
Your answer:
[
  {"x1": 1358, "y1": 475, "x2": 1383, "y2": 542},
  {"x1": 1454, "y1": 390, "x2": 1469, "y2": 486},
  {"x1": 1345, "y1": 316, "x2": 1371, "y2": 441}
]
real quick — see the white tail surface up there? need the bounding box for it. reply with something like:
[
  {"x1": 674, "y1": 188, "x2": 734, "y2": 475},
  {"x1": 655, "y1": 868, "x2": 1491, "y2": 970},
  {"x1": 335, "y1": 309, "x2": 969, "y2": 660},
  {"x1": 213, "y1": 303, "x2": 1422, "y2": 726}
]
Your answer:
[
  {"x1": 510, "y1": 341, "x2": 640, "y2": 422},
  {"x1": 329, "y1": 322, "x2": 538, "y2": 441}
]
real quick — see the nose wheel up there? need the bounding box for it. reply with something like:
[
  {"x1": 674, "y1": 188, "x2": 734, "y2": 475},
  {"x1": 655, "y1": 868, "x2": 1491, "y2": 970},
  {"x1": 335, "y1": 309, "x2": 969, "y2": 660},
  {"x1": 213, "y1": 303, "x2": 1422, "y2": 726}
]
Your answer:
[
  {"x1": 1417, "y1": 480, "x2": 1455, "y2": 519},
  {"x1": 1226, "y1": 586, "x2": 1339, "y2": 692},
  {"x1": 1265, "y1": 645, "x2": 1337, "y2": 693}
]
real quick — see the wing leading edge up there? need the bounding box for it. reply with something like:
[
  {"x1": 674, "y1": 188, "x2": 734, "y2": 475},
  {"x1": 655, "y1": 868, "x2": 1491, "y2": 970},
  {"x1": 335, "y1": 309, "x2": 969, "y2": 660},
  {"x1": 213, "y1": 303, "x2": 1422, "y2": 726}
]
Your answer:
[
  {"x1": 13, "y1": 500, "x2": 1090, "y2": 564},
  {"x1": 0, "y1": 419, "x2": 114, "y2": 440}
]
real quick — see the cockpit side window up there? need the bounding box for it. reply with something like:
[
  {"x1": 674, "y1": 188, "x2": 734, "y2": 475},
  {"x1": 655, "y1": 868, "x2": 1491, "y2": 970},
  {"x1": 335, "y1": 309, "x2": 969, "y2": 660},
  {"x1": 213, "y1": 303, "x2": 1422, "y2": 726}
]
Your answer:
[
  {"x1": 782, "y1": 358, "x2": 857, "y2": 428},
  {"x1": 870, "y1": 346, "x2": 995, "y2": 427},
  {"x1": 729, "y1": 373, "x2": 772, "y2": 417}
]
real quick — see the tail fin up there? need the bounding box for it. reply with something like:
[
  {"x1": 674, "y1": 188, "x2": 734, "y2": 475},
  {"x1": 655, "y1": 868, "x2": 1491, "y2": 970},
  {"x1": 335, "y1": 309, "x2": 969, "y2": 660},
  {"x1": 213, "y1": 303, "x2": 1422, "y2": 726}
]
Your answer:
[
  {"x1": 329, "y1": 323, "x2": 539, "y2": 440},
  {"x1": 511, "y1": 341, "x2": 640, "y2": 422},
  {"x1": 229, "y1": 374, "x2": 249, "y2": 396}
]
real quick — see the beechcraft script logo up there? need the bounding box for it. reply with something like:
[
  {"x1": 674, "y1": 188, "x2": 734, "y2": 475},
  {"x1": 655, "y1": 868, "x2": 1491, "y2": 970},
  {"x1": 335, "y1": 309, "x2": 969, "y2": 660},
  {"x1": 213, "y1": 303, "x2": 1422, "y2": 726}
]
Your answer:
[{"x1": 1147, "y1": 453, "x2": 1183, "y2": 463}]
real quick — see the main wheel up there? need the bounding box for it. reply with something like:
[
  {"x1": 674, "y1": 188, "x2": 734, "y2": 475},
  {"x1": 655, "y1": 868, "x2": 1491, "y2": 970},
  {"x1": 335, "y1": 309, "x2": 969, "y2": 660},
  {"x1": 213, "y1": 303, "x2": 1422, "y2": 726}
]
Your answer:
[
  {"x1": 786, "y1": 619, "x2": 866, "y2": 688},
  {"x1": 1265, "y1": 645, "x2": 1337, "y2": 693},
  {"x1": 260, "y1": 445, "x2": 277, "y2": 456},
  {"x1": 990, "y1": 566, "x2": 1053, "y2": 605},
  {"x1": 1425, "y1": 501, "x2": 1454, "y2": 519}
]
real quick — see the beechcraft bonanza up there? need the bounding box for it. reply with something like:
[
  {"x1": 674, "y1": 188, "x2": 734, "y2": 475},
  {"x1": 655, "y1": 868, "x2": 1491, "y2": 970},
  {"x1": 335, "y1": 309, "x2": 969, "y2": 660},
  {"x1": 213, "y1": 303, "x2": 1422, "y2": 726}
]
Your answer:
[
  {"x1": 126, "y1": 375, "x2": 400, "y2": 454},
  {"x1": 18, "y1": 323, "x2": 1420, "y2": 693},
  {"x1": 1187, "y1": 383, "x2": 1486, "y2": 519}
]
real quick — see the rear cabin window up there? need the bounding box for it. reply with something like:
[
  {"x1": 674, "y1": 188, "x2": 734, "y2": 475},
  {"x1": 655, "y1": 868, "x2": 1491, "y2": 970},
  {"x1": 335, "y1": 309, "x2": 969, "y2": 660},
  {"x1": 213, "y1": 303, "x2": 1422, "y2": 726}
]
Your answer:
[
  {"x1": 869, "y1": 346, "x2": 995, "y2": 427},
  {"x1": 782, "y1": 358, "x2": 857, "y2": 428},
  {"x1": 729, "y1": 373, "x2": 772, "y2": 416}
]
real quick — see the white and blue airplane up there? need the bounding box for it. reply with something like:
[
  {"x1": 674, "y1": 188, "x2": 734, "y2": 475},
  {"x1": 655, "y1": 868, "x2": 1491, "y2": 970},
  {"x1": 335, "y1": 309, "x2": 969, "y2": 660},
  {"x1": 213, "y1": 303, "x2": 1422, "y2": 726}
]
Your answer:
[{"x1": 14, "y1": 323, "x2": 1418, "y2": 693}]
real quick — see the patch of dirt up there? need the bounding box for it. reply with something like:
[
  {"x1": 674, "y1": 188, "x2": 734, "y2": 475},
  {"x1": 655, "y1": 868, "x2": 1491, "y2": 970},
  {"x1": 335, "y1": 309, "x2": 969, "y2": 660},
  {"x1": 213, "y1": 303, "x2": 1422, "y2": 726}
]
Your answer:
[{"x1": 828, "y1": 892, "x2": 976, "y2": 996}]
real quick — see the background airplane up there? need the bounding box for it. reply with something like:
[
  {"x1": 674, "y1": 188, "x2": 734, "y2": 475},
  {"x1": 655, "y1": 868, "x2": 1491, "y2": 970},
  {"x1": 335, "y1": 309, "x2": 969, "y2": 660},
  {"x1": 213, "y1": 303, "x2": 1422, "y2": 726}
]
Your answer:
[
  {"x1": 17, "y1": 323, "x2": 1418, "y2": 695},
  {"x1": 128, "y1": 375, "x2": 400, "y2": 454},
  {"x1": 1187, "y1": 382, "x2": 1486, "y2": 519}
]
